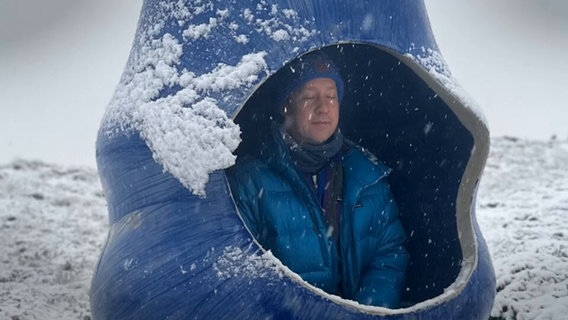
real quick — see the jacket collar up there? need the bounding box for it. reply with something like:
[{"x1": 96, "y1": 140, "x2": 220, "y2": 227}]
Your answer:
[{"x1": 259, "y1": 124, "x2": 391, "y2": 196}]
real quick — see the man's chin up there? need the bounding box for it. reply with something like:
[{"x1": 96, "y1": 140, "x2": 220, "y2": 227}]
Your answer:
[{"x1": 308, "y1": 134, "x2": 335, "y2": 145}]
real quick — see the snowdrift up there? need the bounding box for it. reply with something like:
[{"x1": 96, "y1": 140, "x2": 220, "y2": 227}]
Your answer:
[{"x1": 90, "y1": 0, "x2": 496, "y2": 318}]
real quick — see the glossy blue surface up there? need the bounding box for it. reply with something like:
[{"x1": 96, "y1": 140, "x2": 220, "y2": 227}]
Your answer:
[{"x1": 90, "y1": 1, "x2": 495, "y2": 319}]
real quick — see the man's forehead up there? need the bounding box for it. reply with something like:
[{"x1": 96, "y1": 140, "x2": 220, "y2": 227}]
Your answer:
[{"x1": 303, "y1": 78, "x2": 337, "y2": 89}]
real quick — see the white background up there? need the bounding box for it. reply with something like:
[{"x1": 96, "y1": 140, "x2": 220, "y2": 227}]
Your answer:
[{"x1": 1, "y1": 0, "x2": 567, "y2": 168}]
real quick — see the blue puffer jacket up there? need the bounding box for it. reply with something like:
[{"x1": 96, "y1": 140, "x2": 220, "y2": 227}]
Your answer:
[{"x1": 227, "y1": 129, "x2": 409, "y2": 308}]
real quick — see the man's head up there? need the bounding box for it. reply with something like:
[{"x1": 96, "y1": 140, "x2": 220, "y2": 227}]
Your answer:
[{"x1": 278, "y1": 51, "x2": 344, "y2": 145}]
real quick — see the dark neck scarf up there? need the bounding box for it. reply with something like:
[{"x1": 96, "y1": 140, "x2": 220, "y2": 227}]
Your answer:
[{"x1": 280, "y1": 128, "x2": 345, "y2": 174}]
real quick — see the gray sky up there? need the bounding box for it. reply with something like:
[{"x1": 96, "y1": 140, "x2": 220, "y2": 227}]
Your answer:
[
  {"x1": 1, "y1": 1, "x2": 567, "y2": 167},
  {"x1": 425, "y1": 0, "x2": 568, "y2": 140},
  {"x1": 0, "y1": 1, "x2": 142, "y2": 167}
]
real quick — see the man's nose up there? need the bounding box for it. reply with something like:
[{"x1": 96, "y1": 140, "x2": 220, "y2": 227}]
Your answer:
[{"x1": 315, "y1": 95, "x2": 330, "y2": 113}]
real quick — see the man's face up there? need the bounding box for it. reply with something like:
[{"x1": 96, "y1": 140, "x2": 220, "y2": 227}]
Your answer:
[{"x1": 283, "y1": 78, "x2": 340, "y2": 145}]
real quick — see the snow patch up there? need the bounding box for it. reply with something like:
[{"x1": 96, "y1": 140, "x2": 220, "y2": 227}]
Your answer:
[
  {"x1": 103, "y1": 17, "x2": 269, "y2": 196},
  {"x1": 213, "y1": 246, "x2": 285, "y2": 280},
  {"x1": 272, "y1": 29, "x2": 290, "y2": 41},
  {"x1": 182, "y1": 17, "x2": 219, "y2": 40},
  {"x1": 361, "y1": 14, "x2": 374, "y2": 31},
  {"x1": 127, "y1": 50, "x2": 268, "y2": 197},
  {"x1": 133, "y1": 98, "x2": 240, "y2": 196},
  {"x1": 408, "y1": 47, "x2": 487, "y2": 126},
  {"x1": 100, "y1": 2, "x2": 318, "y2": 197},
  {"x1": 234, "y1": 34, "x2": 249, "y2": 44},
  {"x1": 246, "y1": 5, "x2": 316, "y2": 43}
]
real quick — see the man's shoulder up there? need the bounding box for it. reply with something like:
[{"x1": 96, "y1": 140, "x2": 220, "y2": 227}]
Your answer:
[
  {"x1": 228, "y1": 154, "x2": 287, "y2": 185},
  {"x1": 343, "y1": 141, "x2": 392, "y2": 184},
  {"x1": 228, "y1": 155, "x2": 269, "y2": 177},
  {"x1": 233, "y1": 154, "x2": 266, "y2": 168},
  {"x1": 227, "y1": 154, "x2": 295, "y2": 195}
]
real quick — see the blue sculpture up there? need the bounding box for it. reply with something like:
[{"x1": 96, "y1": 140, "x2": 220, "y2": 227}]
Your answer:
[{"x1": 90, "y1": 1, "x2": 496, "y2": 318}]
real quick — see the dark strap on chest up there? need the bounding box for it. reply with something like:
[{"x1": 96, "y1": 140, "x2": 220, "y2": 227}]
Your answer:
[{"x1": 323, "y1": 161, "x2": 343, "y2": 239}]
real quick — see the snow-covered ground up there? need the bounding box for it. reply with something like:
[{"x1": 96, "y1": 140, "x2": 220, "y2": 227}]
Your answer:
[
  {"x1": 1, "y1": 137, "x2": 567, "y2": 319},
  {"x1": 0, "y1": 162, "x2": 107, "y2": 319},
  {"x1": 477, "y1": 137, "x2": 568, "y2": 319}
]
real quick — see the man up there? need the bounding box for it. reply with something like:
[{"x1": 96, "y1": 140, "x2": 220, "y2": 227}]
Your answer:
[{"x1": 227, "y1": 51, "x2": 408, "y2": 308}]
